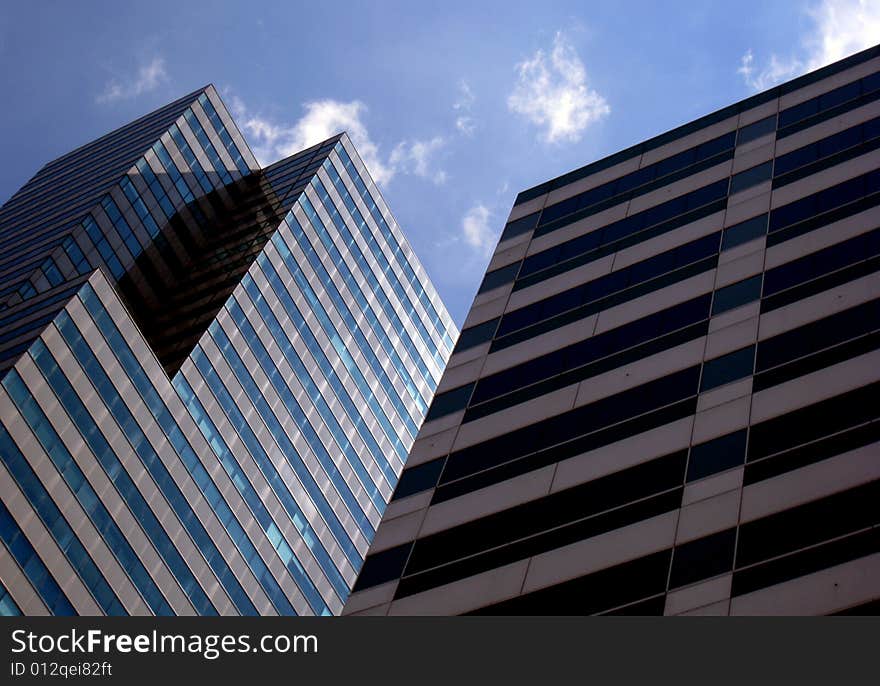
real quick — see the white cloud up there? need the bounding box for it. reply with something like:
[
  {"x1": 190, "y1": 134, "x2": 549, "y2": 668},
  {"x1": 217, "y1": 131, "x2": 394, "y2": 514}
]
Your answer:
[
  {"x1": 455, "y1": 116, "x2": 476, "y2": 136},
  {"x1": 230, "y1": 94, "x2": 449, "y2": 186},
  {"x1": 461, "y1": 204, "x2": 496, "y2": 256},
  {"x1": 453, "y1": 80, "x2": 477, "y2": 136},
  {"x1": 97, "y1": 57, "x2": 167, "y2": 104},
  {"x1": 508, "y1": 31, "x2": 610, "y2": 143},
  {"x1": 390, "y1": 137, "x2": 448, "y2": 185},
  {"x1": 738, "y1": 0, "x2": 880, "y2": 91},
  {"x1": 230, "y1": 96, "x2": 395, "y2": 184}
]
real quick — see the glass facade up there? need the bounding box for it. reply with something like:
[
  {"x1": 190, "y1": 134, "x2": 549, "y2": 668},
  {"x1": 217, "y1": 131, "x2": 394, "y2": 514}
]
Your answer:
[{"x1": 0, "y1": 86, "x2": 455, "y2": 615}]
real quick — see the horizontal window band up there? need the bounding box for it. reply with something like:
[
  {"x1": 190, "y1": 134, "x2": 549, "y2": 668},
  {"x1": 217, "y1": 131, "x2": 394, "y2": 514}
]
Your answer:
[
  {"x1": 747, "y1": 379, "x2": 880, "y2": 460},
  {"x1": 729, "y1": 161, "x2": 772, "y2": 194},
  {"x1": 753, "y1": 330, "x2": 880, "y2": 392},
  {"x1": 493, "y1": 256, "x2": 718, "y2": 352},
  {"x1": 763, "y1": 225, "x2": 880, "y2": 302},
  {"x1": 401, "y1": 295, "x2": 711, "y2": 500},
  {"x1": 533, "y1": 146, "x2": 734, "y2": 239},
  {"x1": 773, "y1": 130, "x2": 880, "y2": 189},
  {"x1": 756, "y1": 297, "x2": 880, "y2": 371},
  {"x1": 462, "y1": 483, "x2": 880, "y2": 613},
  {"x1": 743, "y1": 420, "x2": 880, "y2": 486},
  {"x1": 515, "y1": 198, "x2": 726, "y2": 292},
  {"x1": 497, "y1": 212, "x2": 541, "y2": 244},
  {"x1": 472, "y1": 295, "x2": 711, "y2": 406},
  {"x1": 391, "y1": 458, "x2": 446, "y2": 502},
  {"x1": 450, "y1": 316, "x2": 499, "y2": 354},
  {"x1": 504, "y1": 232, "x2": 720, "y2": 339},
  {"x1": 465, "y1": 320, "x2": 709, "y2": 423},
  {"x1": 735, "y1": 478, "x2": 880, "y2": 568},
  {"x1": 432, "y1": 398, "x2": 698, "y2": 505},
  {"x1": 466, "y1": 483, "x2": 880, "y2": 614},
  {"x1": 737, "y1": 115, "x2": 777, "y2": 145},
  {"x1": 395, "y1": 488, "x2": 683, "y2": 601},
  {"x1": 476, "y1": 261, "x2": 521, "y2": 295},
  {"x1": 440, "y1": 366, "x2": 700, "y2": 484},
  {"x1": 732, "y1": 527, "x2": 880, "y2": 598},
  {"x1": 772, "y1": 198, "x2": 880, "y2": 254},
  {"x1": 833, "y1": 597, "x2": 880, "y2": 615},
  {"x1": 466, "y1": 549, "x2": 673, "y2": 615},
  {"x1": 768, "y1": 168, "x2": 880, "y2": 243},
  {"x1": 407, "y1": 451, "x2": 687, "y2": 575},
  {"x1": 776, "y1": 76, "x2": 880, "y2": 139},
  {"x1": 446, "y1": 303, "x2": 878, "y2": 472},
  {"x1": 686, "y1": 430, "x2": 747, "y2": 482},
  {"x1": 761, "y1": 256, "x2": 880, "y2": 313}
]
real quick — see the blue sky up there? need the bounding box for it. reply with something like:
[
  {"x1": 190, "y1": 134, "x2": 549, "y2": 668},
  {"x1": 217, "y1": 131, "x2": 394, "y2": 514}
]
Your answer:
[{"x1": 0, "y1": 1, "x2": 877, "y2": 325}]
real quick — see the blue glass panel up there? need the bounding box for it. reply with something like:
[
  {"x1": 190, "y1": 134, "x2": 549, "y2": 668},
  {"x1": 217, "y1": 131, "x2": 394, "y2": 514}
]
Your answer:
[
  {"x1": 4, "y1": 371, "x2": 175, "y2": 615},
  {"x1": 0, "y1": 498, "x2": 75, "y2": 615}
]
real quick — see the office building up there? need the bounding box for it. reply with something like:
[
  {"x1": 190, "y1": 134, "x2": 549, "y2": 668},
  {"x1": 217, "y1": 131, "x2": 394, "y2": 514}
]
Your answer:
[
  {"x1": 344, "y1": 45, "x2": 880, "y2": 616},
  {"x1": 0, "y1": 86, "x2": 456, "y2": 615}
]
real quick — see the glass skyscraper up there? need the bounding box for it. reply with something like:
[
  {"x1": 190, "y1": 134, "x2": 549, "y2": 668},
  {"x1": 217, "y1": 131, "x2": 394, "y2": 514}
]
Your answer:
[
  {"x1": 0, "y1": 85, "x2": 456, "y2": 615},
  {"x1": 345, "y1": 45, "x2": 880, "y2": 616}
]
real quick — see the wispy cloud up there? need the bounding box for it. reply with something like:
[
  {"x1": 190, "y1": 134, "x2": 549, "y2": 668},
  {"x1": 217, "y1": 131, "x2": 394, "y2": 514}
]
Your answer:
[
  {"x1": 738, "y1": 0, "x2": 880, "y2": 91},
  {"x1": 738, "y1": 50, "x2": 802, "y2": 92},
  {"x1": 230, "y1": 93, "x2": 455, "y2": 187},
  {"x1": 453, "y1": 80, "x2": 476, "y2": 136},
  {"x1": 97, "y1": 57, "x2": 167, "y2": 104},
  {"x1": 461, "y1": 204, "x2": 497, "y2": 256},
  {"x1": 390, "y1": 137, "x2": 448, "y2": 185},
  {"x1": 508, "y1": 31, "x2": 610, "y2": 143}
]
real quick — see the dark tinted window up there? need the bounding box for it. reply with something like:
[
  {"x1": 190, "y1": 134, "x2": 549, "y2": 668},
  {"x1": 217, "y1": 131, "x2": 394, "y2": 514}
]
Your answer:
[
  {"x1": 352, "y1": 543, "x2": 413, "y2": 592},
  {"x1": 423, "y1": 382, "x2": 474, "y2": 422},
  {"x1": 499, "y1": 211, "x2": 540, "y2": 242},
  {"x1": 453, "y1": 318, "x2": 499, "y2": 353},
  {"x1": 392, "y1": 459, "x2": 445, "y2": 501},
  {"x1": 737, "y1": 115, "x2": 776, "y2": 145},
  {"x1": 669, "y1": 528, "x2": 736, "y2": 588},
  {"x1": 730, "y1": 161, "x2": 773, "y2": 194},
  {"x1": 700, "y1": 345, "x2": 755, "y2": 391},
  {"x1": 711, "y1": 274, "x2": 762, "y2": 315},
  {"x1": 687, "y1": 429, "x2": 747, "y2": 481},
  {"x1": 721, "y1": 214, "x2": 767, "y2": 251},
  {"x1": 477, "y1": 262, "x2": 520, "y2": 294}
]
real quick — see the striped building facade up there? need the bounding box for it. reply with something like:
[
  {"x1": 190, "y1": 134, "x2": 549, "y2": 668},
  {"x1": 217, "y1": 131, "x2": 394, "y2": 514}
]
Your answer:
[
  {"x1": 0, "y1": 87, "x2": 456, "y2": 615},
  {"x1": 345, "y1": 46, "x2": 880, "y2": 616}
]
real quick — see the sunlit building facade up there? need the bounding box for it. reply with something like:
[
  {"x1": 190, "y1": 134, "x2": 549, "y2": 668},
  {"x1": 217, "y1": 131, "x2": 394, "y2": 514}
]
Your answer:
[{"x1": 345, "y1": 45, "x2": 880, "y2": 616}]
